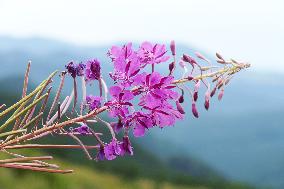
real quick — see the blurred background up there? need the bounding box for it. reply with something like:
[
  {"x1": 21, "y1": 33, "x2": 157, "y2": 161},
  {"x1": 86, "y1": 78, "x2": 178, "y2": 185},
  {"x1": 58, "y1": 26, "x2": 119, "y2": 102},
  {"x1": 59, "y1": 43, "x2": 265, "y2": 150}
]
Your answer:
[{"x1": 0, "y1": 0, "x2": 283, "y2": 189}]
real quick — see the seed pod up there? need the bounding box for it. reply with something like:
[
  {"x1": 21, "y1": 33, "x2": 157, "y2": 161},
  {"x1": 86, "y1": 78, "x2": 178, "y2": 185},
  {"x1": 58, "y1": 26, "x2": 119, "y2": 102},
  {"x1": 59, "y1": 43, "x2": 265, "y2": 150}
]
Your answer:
[
  {"x1": 176, "y1": 101, "x2": 185, "y2": 114},
  {"x1": 192, "y1": 102, "x2": 199, "y2": 118},
  {"x1": 170, "y1": 40, "x2": 176, "y2": 56}
]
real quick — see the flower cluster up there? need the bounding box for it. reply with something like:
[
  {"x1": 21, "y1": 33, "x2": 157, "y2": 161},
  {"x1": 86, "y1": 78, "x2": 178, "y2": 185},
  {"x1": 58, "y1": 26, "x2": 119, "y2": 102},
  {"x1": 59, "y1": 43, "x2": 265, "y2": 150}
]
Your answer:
[
  {"x1": 62, "y1": 41, "x2": 247, "y2": 161},
  {"x1": 0, "y1": 43, "x2": 248, "y2": 173}
]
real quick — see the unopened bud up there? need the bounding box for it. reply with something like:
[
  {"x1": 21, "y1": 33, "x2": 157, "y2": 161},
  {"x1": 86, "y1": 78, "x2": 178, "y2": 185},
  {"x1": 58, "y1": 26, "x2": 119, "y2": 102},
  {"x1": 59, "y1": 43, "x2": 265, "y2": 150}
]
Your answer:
[
  {"x1": 176, "y1": 101, "x2": 185, "y2": 114},
  {"x1": 178, "y1": 95, "x2": 184, "y2": 103},
  {"x1": 204, "y1": 85, "x2": 210, "y2": 110},
  {"x1": 210, "y1": 87, "x2": 217, "y2": 97},
  {"x1": 192, "y1": 102, "x2": 199, "y2": 118},
  {"x1": 182, "y1": 54, "x2": 196, "y2": 67},
  {"x1": 195, "y1": 52, "x2": 210, "y2": 63},
  {"x1": 218, "y1": 88, "x2": 224, "y2": 101},
  {"x1": 169, "y1": 62, "x2": 175, "y2": 75},
  {"x1": 216, "y1": 52, "x2": 225, "y2": 61},
  {"x1": 193, "y1": 91, "x2": 198, "y2": 102},
  {"x1": 204, "y1": 98, "x2": 210, "y2": 110},
  {"x1": 170, "y1": 40, "x2": 176, "y2": 56}
]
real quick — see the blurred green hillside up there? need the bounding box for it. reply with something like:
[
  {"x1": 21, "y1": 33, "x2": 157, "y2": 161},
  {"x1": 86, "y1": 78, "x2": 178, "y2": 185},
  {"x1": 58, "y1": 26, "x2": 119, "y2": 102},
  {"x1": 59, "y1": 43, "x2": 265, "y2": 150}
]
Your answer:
[
  {"x1": 0, "y1": 149, "x2": 252, "y2": 189},
  {"x1": 0, "y1": 78, "x2": 253, "y2": 189}
]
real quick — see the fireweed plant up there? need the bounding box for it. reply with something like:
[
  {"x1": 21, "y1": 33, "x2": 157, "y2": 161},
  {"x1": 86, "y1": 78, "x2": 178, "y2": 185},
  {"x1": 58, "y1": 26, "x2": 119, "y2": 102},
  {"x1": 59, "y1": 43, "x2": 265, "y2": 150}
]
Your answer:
[{"x1": 0, "y1": 41, "x2": 250, "y2": 173}]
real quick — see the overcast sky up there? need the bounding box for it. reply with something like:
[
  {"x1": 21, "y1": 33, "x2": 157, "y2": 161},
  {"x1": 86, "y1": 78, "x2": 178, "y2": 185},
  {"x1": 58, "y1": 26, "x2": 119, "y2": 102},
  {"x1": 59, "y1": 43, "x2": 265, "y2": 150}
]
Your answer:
[{"x1": 0, "y1": 0, "x2": 283, "y2": 73}]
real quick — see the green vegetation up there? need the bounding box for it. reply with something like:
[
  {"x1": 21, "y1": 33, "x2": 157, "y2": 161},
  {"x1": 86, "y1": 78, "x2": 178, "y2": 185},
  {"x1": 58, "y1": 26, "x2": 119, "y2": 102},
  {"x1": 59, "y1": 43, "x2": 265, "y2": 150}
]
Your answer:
[{"x1": 0, "y1": 79, "x2": 253, "y2": 189}]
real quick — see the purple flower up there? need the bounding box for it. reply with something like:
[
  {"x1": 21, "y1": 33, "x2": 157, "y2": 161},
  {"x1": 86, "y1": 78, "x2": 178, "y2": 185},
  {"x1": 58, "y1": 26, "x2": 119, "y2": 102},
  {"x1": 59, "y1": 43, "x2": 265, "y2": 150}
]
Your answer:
[
  {"x1": 120, "y1": 136, "x2": 133, "y2": 156},
  {"x1": 86, "y1": 95, "x2": 102, "y2": 111},
  {"x1": 133, "y1": 72, "x2": 178, "y2": 109},
  {"x1": 65, "y1": 62, "x2": 86, "y2": 78},
  {"x1": 96, "y1": 145, "x2": 105, "y2": 161},
  {"x1": 104, "y1": 139, "x2": 122, "y2": 160},
  {"x1": 105, "y1": 86, "x2": 134, "y2": 118},
  {"x1": 85, "y1": 59, "x2": 101, "y2": 81},
  {"x1": 145, "y1": 103, "x2": 183, "y2": 128},
  {"x1": 130, "y1": 112, "x2": 154, "y2": 137},
  {"x1": 76, "y1": 63, "x2": 86, "y2": 76},
  {"x1": 137, "y1": 42, "x2": 170, "y2": 65},
  {"x1": 110, "y1": 119, "x2": 123, "y2": 134},
  {"x1": 65, "y1": 62, "x2": 77, "y2": 78},
  {"x1": 72, "y1": 124, "x2": 91, "y2": 135},
  {"x1": 108, "y1": 43, "x2": 141, "y2": 86}
]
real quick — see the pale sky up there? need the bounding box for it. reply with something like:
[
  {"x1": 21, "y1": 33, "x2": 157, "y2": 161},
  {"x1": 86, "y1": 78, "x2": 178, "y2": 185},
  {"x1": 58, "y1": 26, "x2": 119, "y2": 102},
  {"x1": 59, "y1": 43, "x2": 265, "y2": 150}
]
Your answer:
[{"x1": 0, "y1": 0, "x2": 283, "y2": 73}]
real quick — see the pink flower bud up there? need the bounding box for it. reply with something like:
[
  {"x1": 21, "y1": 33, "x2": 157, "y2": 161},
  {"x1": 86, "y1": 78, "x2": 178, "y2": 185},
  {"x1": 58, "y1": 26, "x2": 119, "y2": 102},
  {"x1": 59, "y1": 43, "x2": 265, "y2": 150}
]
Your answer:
[
  {"x1": 193, "y1": 91, "x2": 198, "y2": 102},
  {"x1": 218, "y1": 88, "x2": 224, "y2": 101},
  {"x1": 204, "y1": 98, "x2": 210, "y2": 110},
  {"x1": 216, "y1": 52, "x2": 225, "y2": 61},
  {"x1": 182, "y1": 54, "x2": 196, "y2": 68},
  {"x1": 176, "y1": 101, "x2": 185, "y2": 114},
  {"x1": 192, "y1": 102, "x2": 199, "y2": 118},
  {"x1": 170, "y1": 40, "x2": 176, "y2": 56},
  {"x1": 210, "y1": 87, "x2": 217, "y2": 97},
  {"x1": 178, "y1": 95, "x2": 184, "y2": 103},
  {"x1": 204, "y1": 85, "x2": 210, "y2": 110},
  {"x1": 193, "y1": 80, "x2": 200, "y2": 102},
  {"x1": 169, "y1": 61, "x2": 175, "y2": 74},
  {"x1": 195, "y1": 52, "x2": 210, "y2": 63}
]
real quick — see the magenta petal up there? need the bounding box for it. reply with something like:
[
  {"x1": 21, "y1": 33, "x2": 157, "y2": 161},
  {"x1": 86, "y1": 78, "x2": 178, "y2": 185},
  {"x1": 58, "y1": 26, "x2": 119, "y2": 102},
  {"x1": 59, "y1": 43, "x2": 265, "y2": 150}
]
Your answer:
[
  {"x1": 109, "y1": 86, "x2": 123, "y2": 97},
  {"x1": 122, "y1": 90, "x2": 134, "y2": 101},
  {"x1": 133, "y1": 124, "x2": 146, "y2": 137}
]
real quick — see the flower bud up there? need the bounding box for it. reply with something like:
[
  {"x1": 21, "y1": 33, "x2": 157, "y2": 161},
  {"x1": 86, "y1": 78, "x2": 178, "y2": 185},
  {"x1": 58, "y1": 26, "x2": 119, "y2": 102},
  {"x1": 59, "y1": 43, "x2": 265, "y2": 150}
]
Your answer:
[
  {"x1": 169, "y1": 61, "x2": 175, "y2": 74},
  {"x1": 193, "y1": 91, "x2": 198, "y2": 102},
  {"x1": 216, "y1": 52, "x2": 225, "y2": 61},
  {"x1": 218, "y1": 88, "x2": 224, "y2": 101},
  {"x1": 192, "y1": 102, "x2": 199, "y2": 118},
  {"x1": 204, "y1": 85, "x2": 210, "y2": 110},
  {"x1": 195, "y1": 52, "x2": 210, "y2": 63},
  {"x1": 176, "y1": 101, "x2": 185, "y2": 114},
  {"x1": 120, "y1": 136, "x2": 133, "y2": 156},
  {"x1": 210, "y1": 87, "x2": 217, "y2": 97},
  {"x1": 170, "y1": 40, "x2": 176, "y2": 56},
  {"x1": 182, "y1": 54, "x2": 196, "y2": 67},
  {"x1": 178, "y1": 95, "x2": 184, "y2": 103}
]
